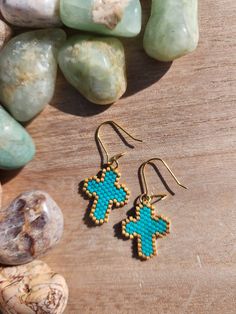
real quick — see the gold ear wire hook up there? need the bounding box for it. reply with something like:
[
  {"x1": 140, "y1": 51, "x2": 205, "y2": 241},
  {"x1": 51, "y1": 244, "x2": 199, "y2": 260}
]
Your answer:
[
  {"x1": 96, "y1": 121, "x2": 143, "y2": 164},
  {"x1": 140, "y1": 158, "x2": 187, "y2": 203}
]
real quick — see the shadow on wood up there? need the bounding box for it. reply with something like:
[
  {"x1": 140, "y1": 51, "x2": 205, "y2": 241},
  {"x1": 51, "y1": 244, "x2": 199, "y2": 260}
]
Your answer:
[
  {"x1": 95, "y1": 122, "x2": 138, "y2": 168},
  {"x1": 51, "y1": 71, "x2": 112, "y2": 117},
  {"x1": 113, "y1": 204, "x2": 143, "y2": 261},
  {"x1": 123, "y1": 36, "x2": 172, "y2": 97},
  {"x1": 0, "y1": 169, "x2": 23, "y2": 185},
  {"x1": 138, "y1": 162, "x2": 175, "y2": 197},
  {"x1": 78, "y1": 180, "x2": 99, "y2": 228}
]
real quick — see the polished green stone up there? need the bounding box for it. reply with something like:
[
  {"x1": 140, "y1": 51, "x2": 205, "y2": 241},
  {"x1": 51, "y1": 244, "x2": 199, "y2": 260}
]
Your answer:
[
  {"x1": 0, "y1": 29, "x2": 66, "y2": 122},
  {"x1": 58, "y1": 35, "x2": 127, "y2": 105},
  {"x1": 0, "y1": 106, "x2": 35, "y2": 170},
  {"x1": 144, "y1": 0, "x2": 199, "y2": 62},
  {"x1": 60, "y1": 0, "x2": 141, "y2": 37}
]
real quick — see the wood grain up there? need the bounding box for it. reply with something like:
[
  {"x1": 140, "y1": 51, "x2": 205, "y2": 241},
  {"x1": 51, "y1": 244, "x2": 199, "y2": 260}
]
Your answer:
[{"x1": 1, "y1": 0, "x2": 236, "y2": 313}]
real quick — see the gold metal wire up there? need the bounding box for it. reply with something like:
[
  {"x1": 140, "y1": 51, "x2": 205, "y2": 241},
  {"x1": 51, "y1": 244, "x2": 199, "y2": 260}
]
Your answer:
[
  {"x1": 96, "y1": 121, "x2": 143, "y2": 165},
  {"x1": 139, "y1": 193, "x2": 168, "y2": 206},
  {"x1": 140, "y1": 157, "x2": 187, "y2": 204}
]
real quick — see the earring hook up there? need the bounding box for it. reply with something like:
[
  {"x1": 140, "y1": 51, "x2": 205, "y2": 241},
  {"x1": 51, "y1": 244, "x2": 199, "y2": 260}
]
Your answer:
[
  {"x1": 96, "y1": 121, "x2": 143, "y2": 166},
  {"x1": 140, "y1": 158, "x2": 187, "y2": 204}
]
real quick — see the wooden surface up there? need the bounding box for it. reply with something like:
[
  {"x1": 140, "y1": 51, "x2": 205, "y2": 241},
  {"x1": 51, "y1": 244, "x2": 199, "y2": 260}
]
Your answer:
[{"x1": 1, "y1": 1, "x2": 236, "y2": 313}]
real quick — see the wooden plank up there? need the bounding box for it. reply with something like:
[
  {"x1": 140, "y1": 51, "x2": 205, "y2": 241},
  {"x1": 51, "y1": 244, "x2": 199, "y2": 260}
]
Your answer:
[{"x1": 0, "y1": 0, "x2": 236, "y2": 313}]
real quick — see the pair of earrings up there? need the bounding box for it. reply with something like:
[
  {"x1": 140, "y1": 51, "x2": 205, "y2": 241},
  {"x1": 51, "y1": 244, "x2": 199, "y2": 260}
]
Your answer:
[{"x1": 82, "y1": 121, "x2": 187, "y2": 260}]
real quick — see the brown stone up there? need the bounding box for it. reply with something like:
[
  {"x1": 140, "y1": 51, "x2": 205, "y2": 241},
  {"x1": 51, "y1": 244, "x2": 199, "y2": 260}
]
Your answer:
[{"x1": 0, "y1": 190, "x2": 64, "y2": 265}]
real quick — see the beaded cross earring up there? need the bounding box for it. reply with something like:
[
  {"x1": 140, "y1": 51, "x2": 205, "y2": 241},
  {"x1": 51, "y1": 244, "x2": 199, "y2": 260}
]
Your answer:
[
  {"x1": 82, "y1": 121, "x2": 142, "y2": 225},
  {"x1": 122, "y1": 158, "x2": 187, "y2": 260}
]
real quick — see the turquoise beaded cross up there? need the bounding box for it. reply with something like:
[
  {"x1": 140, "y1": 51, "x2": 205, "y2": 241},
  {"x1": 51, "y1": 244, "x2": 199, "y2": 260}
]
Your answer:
[
  {"x1": 83, "y1": 166, "x2": 130, "y2": 224},
  {"x1": 122, "y1": 203, "x2": 170, "y2": 259}
]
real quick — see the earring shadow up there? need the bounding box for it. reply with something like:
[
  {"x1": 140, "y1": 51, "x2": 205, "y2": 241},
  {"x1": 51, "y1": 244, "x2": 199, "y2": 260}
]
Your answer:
[
  {"x1": 95, "y1": 123, "x2": 137, "y2": 167},
  {"x1": 138, "y1": 162, "x2": 175, "y2": 197},
  {"x1": 78, "y1": 180, "x2": 97, "y2": 228},
  {"x1": 113, "y1": 197, "x2": 143, "y2": 260}
]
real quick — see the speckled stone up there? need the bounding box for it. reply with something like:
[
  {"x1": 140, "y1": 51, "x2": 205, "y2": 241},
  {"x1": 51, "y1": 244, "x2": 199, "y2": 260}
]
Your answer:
[
  {"x1": 0, "y1": 106, "x2": 35, "y2": 170},
  {"x1": 0, "y1": 190, "x2": 64, "y2": 265},
  {"x1": 0, "y1": 260, "x2": 68, "y2": 314},
  {"x1": 143, "y1": 0, "x2": 199, "y2": 61},
  {"x1": 0, "y1": 29, "x2": 66, "y2": 122},
  {"x1": 0, "y1": 19, "x2": 12, "y2": 50},
  {"x1": 58, "y1": 35, "x2": 127, "y2": 105},
  {"x1": 0, "y1": 0, "x2": 61, "y2": 28}
]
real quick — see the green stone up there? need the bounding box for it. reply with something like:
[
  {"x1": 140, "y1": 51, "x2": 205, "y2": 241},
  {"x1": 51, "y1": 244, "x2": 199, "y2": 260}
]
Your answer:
[
  {"x1": 0, "y1": 29, "x2": 66, "y2": 122},
  {"x1": 143, "y1": 0, "x2": 199, "y2": 62},
  {"x1": 0, "y1": 106, "x2": 35, "y2": 170},
  {"x1": 60, "y1": 0, "x2": 141, "y2": 37},
  {"x1": 58, "y1": 35, "x2": 127, "y2": 105}
]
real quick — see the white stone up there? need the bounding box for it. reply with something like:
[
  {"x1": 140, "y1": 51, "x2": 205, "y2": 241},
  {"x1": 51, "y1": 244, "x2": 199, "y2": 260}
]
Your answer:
[{"x1": 0, "y1": 0, "x2": 61, "y2": 27}]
